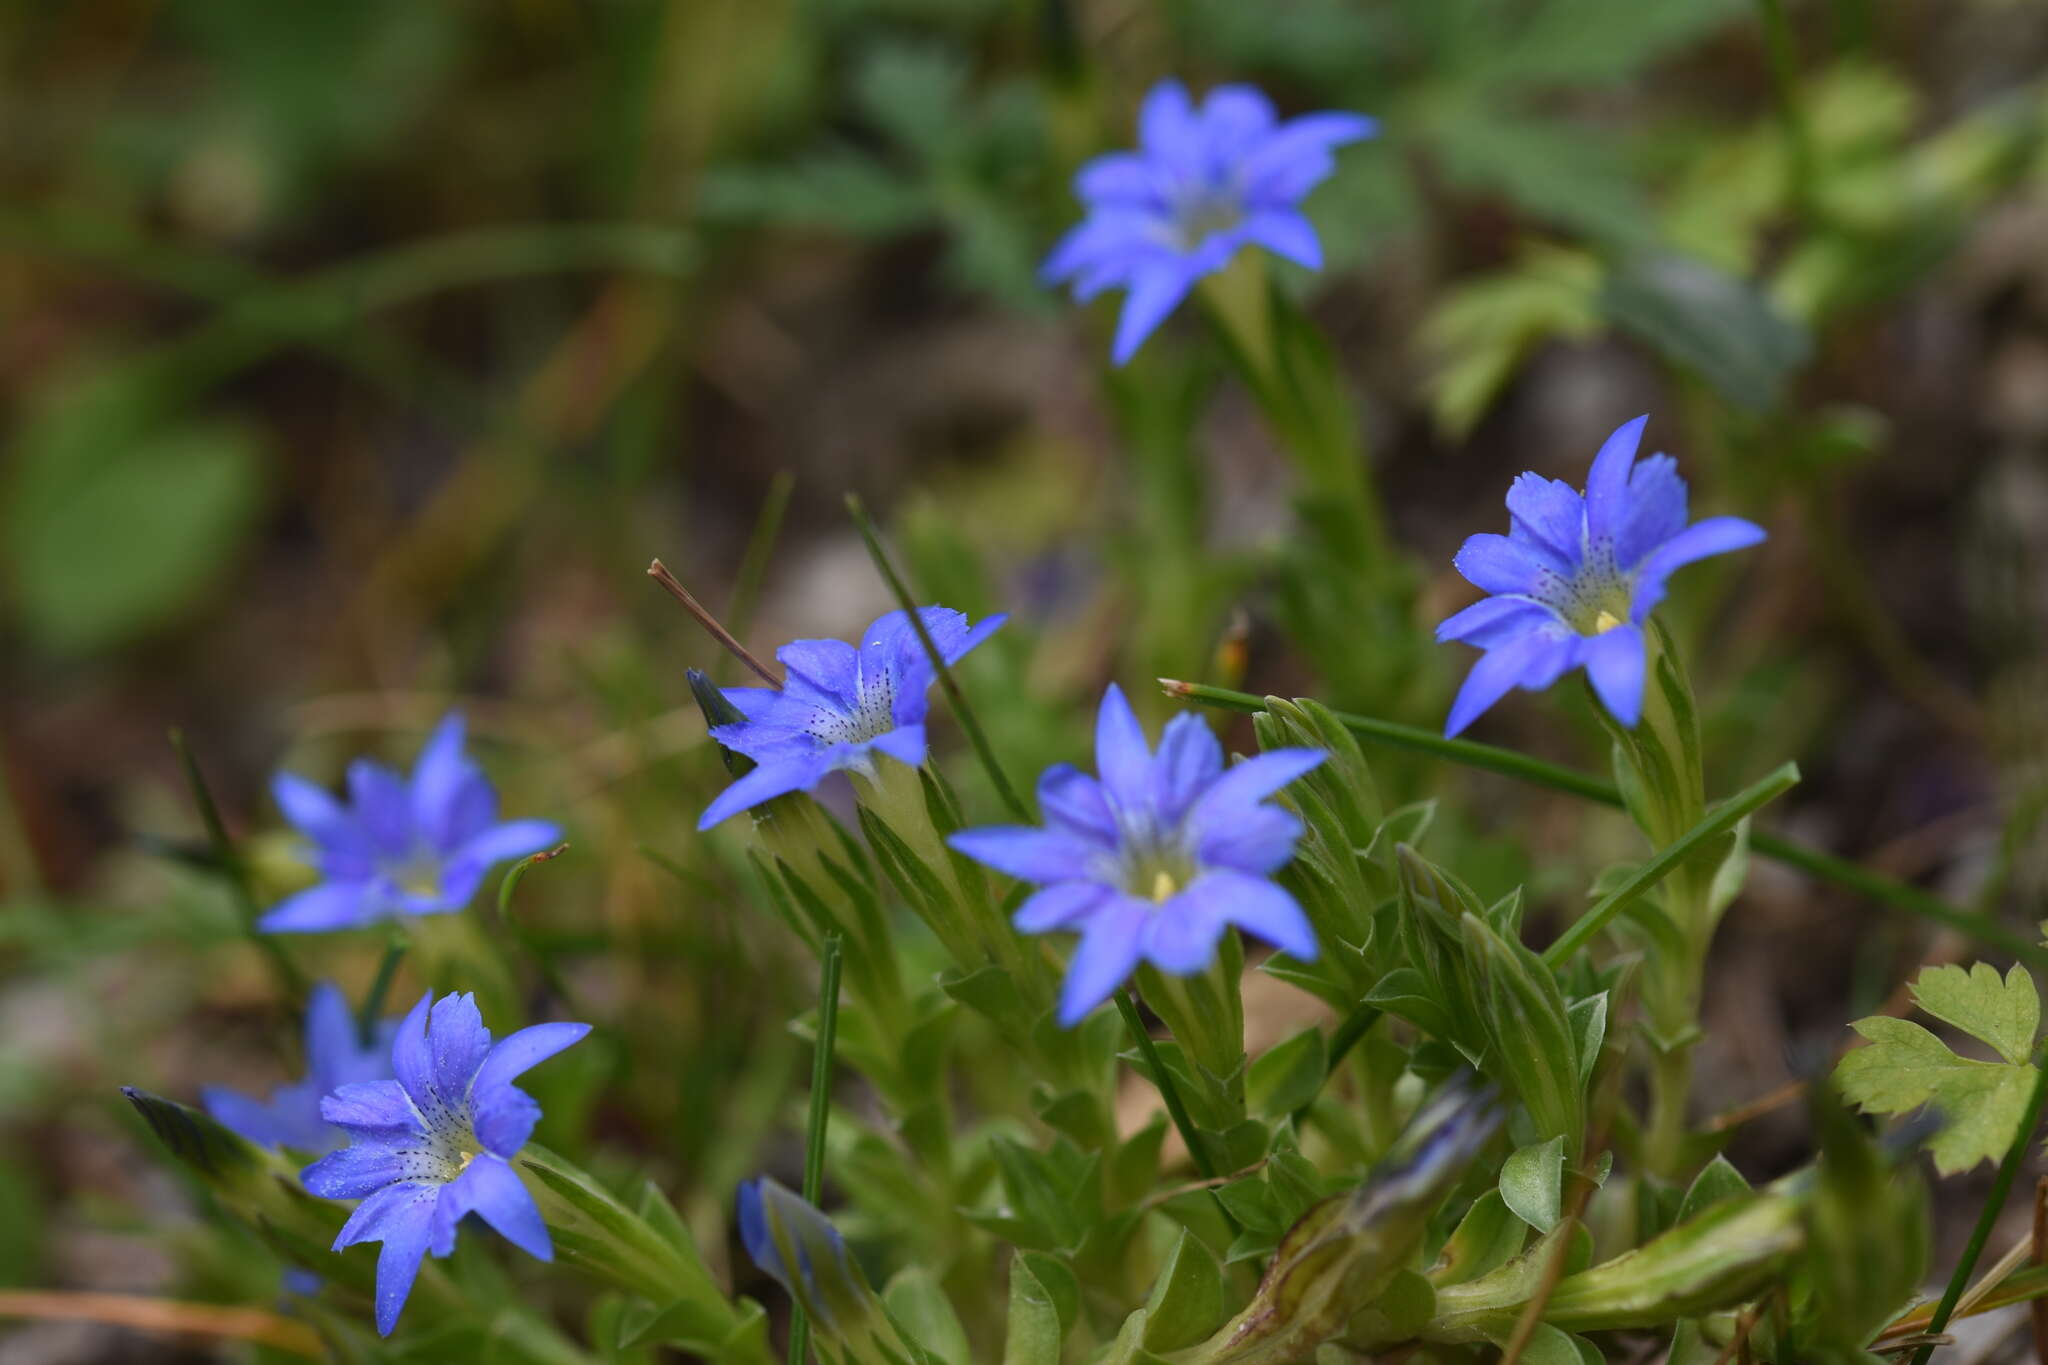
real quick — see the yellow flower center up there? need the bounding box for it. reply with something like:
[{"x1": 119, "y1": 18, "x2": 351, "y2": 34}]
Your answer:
[
  {"x1": 1150, "y1": 870, "x2": 1178, "y2": 903},
  {"x1": 1592, "y1": 609, "x2": 1624, "y2": 635}
]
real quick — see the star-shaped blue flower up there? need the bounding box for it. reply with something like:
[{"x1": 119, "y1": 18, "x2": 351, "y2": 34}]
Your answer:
[
  {"x1": 1437, "y1": 415, "x2": 1767, "y2": 738},
  {"x1": 699, "y1": 607, "x2": 1006, "y2": 830},
  {"x1": 1043, "y1": 80, "x2": 1376, "y2": 365},
  {"x1": 259, "y1": 714, "x2": 561, "y2": 933},
  {"x1": 202, "y1": 982, "x2": 395, "y2": 1153},
  {"x1": 949, "y1": 684, "x2": 1324, "y2": 1026},
  {"x1": 301, "y1": 991, "x2": 590, "y2": 1336}
]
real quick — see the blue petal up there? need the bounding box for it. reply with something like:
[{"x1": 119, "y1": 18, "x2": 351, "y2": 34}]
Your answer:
[
  {"x1": 1503, "y1": 473, "x2": 1586, "y2": 571},
  {"x1": 370, "y1": 1188, "x2": 438, "y2": 1337},
  {"x1": 1075, "y1": 151, "x2": 1163, "y2": 206},
  {"x1": 867, "y1": 724, "x2": 926, "y2": 768},
  {"x1": 948, "y1": 827, "x2": 1110, "y2": 884},
  {"x1": 1614, "y1": 453, "x2": 1689, "y2": 570},
  {"x1": 1188, "y1": 870, "x2": 1317, "y2": 961},
  {"x1": 272, "y1": 773, "x2": 368, "y2": 864},
  {"x1": 699, "y1": 751, "x2": 839, "y2": 830},
  {"x1": 258, "y1": 880, "x2": 374, "y2": 934},
  {"x1": 302, "y1": 983, "x2": 358, "y2": 1088},
  {"x1": 1197, "y1": 84, "x2": 1278, "y2": 166},
  {"x1": 1036, "y1": 764, "x2": 1118, "y2": 845},
  {"x1": 1242, "y1": 210, "x2": 1323, "y2": 270},
  {"x1": 1629, "y1": 516, "x2": 1768, "y2": 620},
  {"x1": 1151, "y1": 713, "x2": 1224, "y2": 826},
  {"x1": 334, "y1": 1180, "x2": 435, "y2": 1252},
  {"x1": 202, "y1": 1086, "x2": 295, "y2": 1149},
  {"x1": 1443, "y1": 628, "x2": 1577, "y2": 738},
  {"x1": 1092, "y1": 683, "x2": 1153, "y2": 812},
  {"x1": 1452, "y1": 533, "x2": 1569, "y2": 600},
  {"x1": 302, "y1": 1142, "x2": 408, "y2": 1201},
  {"x1": 1194, "y1": 805, "x2": 1305, "y2": 876},
  {"x1": 407, "y1": 714, "x2": 476, "y2": 848},
  {"x1": 1014, "y1": 882, "x2": 1112, "y2": 933},
  {"x1": 1041, "y1": 210, "x2": 1167, "y2": 286},
  {"x1": 321, "y1": 1081, "x2": 419, "y2": 1140},
  {"x1": 431, "y1": 1154, "x2": 550, "y2": 1262},
  {"x1": 1137, "y1": 80, "x2": 1202, "y2": 175},
  {"x1": 1435, "y1": 595, "x2": 1555, "y2": 648},
  {"x1": 1111, "y1": 262, "x2": 1200, "y2": 365},
  {"x1": 390, "y1": 992, "x2": 435, "y2": 1114},
  {"x1": 452, "y1": 819, "x2": 561, "y2": 871},
  {"x1": 1583, "y1": 624, "x2": 1647, "y2": 727},
  {"x1": 474, "y1": 1022, "x2": 591, "y2": 1100},
  {"x1": 1583, "y1": 415, "x2": 1649, "y2": 549},
  {"x1": 347, "y1": 760, "x2": 415, "y2": 859},
  {"x1": 775, "y1": 639, "x2": 860, "y2": 711},
  {"x1": 1057, "y1": 899, "x2": 1148, "y2": 1026},
  {"x1": 1183, "y1": 749, "x2": 1324, "y2": 830},
  {"x1": 428, "y1": 993, "x2": 492, "y2": 1107},
  {"x1": 737, "y1": 1180, "x2": 780, "y2": 1282},
  {"x1": 473, "y1": 1086, "x2": 543, "y2": 1159},
  {"x1": 1141, "y1": 894, "x2": 1226, "y2": 974},
  {"x1": 1240, "y1": 111, "x2": 1377, "y2": 201}
]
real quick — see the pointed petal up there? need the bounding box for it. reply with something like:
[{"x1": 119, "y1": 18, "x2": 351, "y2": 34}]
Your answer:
[
  {"x1": 407, "y1": 714, "x2": 474, "y2": 847},
  {"x1": 1435, "y1": 595, "x2": 1554, "y2": 648},
  {"x1": 1110, "y1": 263, "x2": 1198, "y2": 365},
  {"x1": 1614, "y1": 453, "x2": 1689, "y2": 569},
  {"x1": 1629, "y1": 516, "x2": 1768, "y2": 620},
  {"x1": 321, "y1": 1081, "x2": 419, "y2": 1139},
  {"x1": 698, "y1": 752, "x2": 837, "y2": 831},
  {"x1": 1198, "y1": 84, "x2": 1278, "y2": 163},
  {"x1": 347, "y1": 761, "x2": 414, "y2": 858},
  {"x1": 1141, "y1": 893, "x2": 1227, "y2": 974},
  {"x1": 775, "y1": 639, "x2": 861, "y2": 710},
  {"x1": 1057, "y1": 901, "x2": 1148, "y2": 1027},
  {"x1": 257, "y1": 880, "x2": 375, "y2": 934},
  {"x1": 866, "y1": 724, "x2": 926, "y2": 769},
  {"x1": 1242, "y1": 210, "x2": 1323, "y2": 269},
  {"x1": 1192, "y1": 870, "x2": 1317, "y2": 960},
  {"x1": 202, "y1": 1086, "x2": 293, "y2": 1148},
  {"x1": 1503, "y1": 473, "x2": 1586, "y2": 570},
  {"x1": 301, "y1": 1142, "x2": 408, "y2": 1200},
  {"x1": 1137, "y1": 80, "x2": 1201, "y2": 174},
  {"x1": 370, "y1": 1191, "x2": 438, "y2": 1337},
  {"x1": 431, "y1": 1154, "x2": 551, "y2": 1262},
  {"x1": 1443, "y1": 628, "x2": 1577, "y2": 737},
  {"x1": 1583, "y1": 624, "x2": 1647, "y2": 727},
  {"x1": 947, "y1": 827, "x2": 1109, "y2": 884},
  {"x1": 473, "y1": 1022, "x2": 591, "y2": 1101},
  {"x1": 1452, "y1": 533, "x2": 1569, "y2": 600},
  {"x1": 1240, "y1": 112, "x2": 1377, "y2": 201},
  {"x1": 453, "y1": 819, "x2": 561, "y2": 870},
  {"x1": 1093, "y1": 683, "x2": 1153, "y2": 812},
  {"x1": 272, "y1": 773, "x2": 365, "y2": 858},
  {"x1": 472, "y1": 1085, "x2": 543, "y2": 1159},
  {"x1": 1184, "y1": 749, "x2": 1325, "y2": 830},
  {"x1": 334, "y1": 1179, "x2": 435, "y2": 1251},
  {"x1": 1583, "y1": 415, "x2": 1649, "y2": 547},
  {"x1": 389, "y1": 992, "x2": 435, "y2": 1113},
  {"x1": 1076, "y1": 151, "x2": 1165, "y2": 206},
  {"x1": 1194, "y1": 805, "x2": 1306, "y2": 876},
  {"x1": 1152, "y1": 713, "x2": 1225, "y2": 825},
  {"x1": 301, "y1": 983, "x2": 357, "y2": 1087},
  {"x1": 1014, "y1": 882, "x2": 1112, "y2": 933},
  {"x1": 427, "y1": 993, "x2": 491, "y2": 1105},
  {"x1": 1037, "y1": 764, "x2": 1118, "y2": 845}
]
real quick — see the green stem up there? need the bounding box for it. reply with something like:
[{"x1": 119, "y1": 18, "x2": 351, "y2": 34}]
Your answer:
[
  {"x1": 788, "y1": 933, "x2": 844, "y2": 1365},
  {"x1": 168, "y1": 729, "x2": 305, "y2": 998},
  {"x1": 1541, "y1": 763, "x2": 1799, "y2": 967},
  {"x1": 1162, "y1": 681, "x2": 2048, "y2": 970},
  {"x1": 845, "y1": 493, "x2": 1032, "y2": 824},
  {"x1": 1114, "y1": 991, "x2": 1218, "y2": 1182},
  {"x1": 358, "y1": 933, "x2": 408, "y2": 1045},
  {"x1": 1908, "y1": 1046, "x2": 2048, "y2": 1365}
]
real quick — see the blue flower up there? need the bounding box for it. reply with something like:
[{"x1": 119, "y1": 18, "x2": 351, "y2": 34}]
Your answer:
[
  {"x1": 259, "y1": 714, "x2": 561, "y2": 933},
  {"x1": 301, "y1": 991, "x2": 589, "y2": 1336},
  {"x1": 737, "y1": 1177, "x2": 857, "y2": 1329},
  {"x1": 1437, "y1": 415, "x2": 1767, "y2": 738},
  {"x1": 699, "y1": 607, "x2": 1006, "y2": 831},
  {"x1": 1043, "y1": 80, "x2": 1376, "y2": 365},
  {"x1": 949, "y1": 684, "x2": 1324, "y2": 1026},
  {"x1": 202, "y1": 982, "x2": 395, "y2": 1153}
]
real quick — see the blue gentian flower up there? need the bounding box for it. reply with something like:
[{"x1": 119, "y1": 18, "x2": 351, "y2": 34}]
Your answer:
[
  {"x1": 699, "y1": 607, "x2": 1006, "y2": 831},
  {"x1": 301, "y1": 991, "x2": 589, "y2": 1336},
  {"x1": 1437, "y1": 415, "x2": 1767, "y2": 738},
  {"x1": 949, "y1": 684, "x2": 1324, "y2": 1026},
  {"x1": 202, "y1": 982, "x2": 394, "y2": 1153},
  {"x1": 738, "y1": 1177, "x2": 855, "y2": 1328},
  {"x1": 1043, "y1": 80, "x2": 1377, "y2": 365},
  {"x1": 259, "y1": 714, "x2": 561, "y2": 933}
]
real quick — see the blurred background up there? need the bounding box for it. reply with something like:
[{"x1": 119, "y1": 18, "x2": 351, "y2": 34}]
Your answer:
[{"x1": 5, "y1": 0, "x2": 2048, "y2": 1359}]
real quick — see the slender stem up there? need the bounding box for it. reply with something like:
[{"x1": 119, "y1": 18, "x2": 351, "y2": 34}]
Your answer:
[
  {"x1": 493, "y1": 845, "x2": 584, "y2": 1016},
  {"x1": 647, "y1": 559, "x2": 783, "y2": 687},
  {"x1": 1543, "y1": 763, "x2": 1799, "y2": 967},
  {"x1": 358, "y1": 933, "x2": 407, "y2": 1045},
  {"x1": 168, "y1": 729, "x2": 305, "y2": 997},
  {"x1": 1160, "y1": 680, "x2": 2048, "y2": 970},
  {"x1": 787, "y1": 933, "x2": 844, "y2": 1365},
  {"x1": 1909, "y1": 1048, "x2": 2048, "y2": 1365},
  {"x1": 844, "y1": 493, "x2": 1032, "y2": 823},
  {"x1": 1114, "y1": 990, "x2": 1217, "y2": 1182}
]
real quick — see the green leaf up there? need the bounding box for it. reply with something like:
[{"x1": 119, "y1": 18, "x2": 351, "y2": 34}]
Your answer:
[
  {"x1": 1142, "y1": 1229, "x2": 1226, "y2": 1351},
  {"x1": 1500, "y1": 1136, "x2": 1566, "y2": 1233},
  {"x1": 1567, "y1": 993, "x2": 1608, "y2": 1085},
  {"x1": 1676, "y1": 1155, "x2": 1750, "y2": 1223},
  {"x1": 883, "y1": 1266, "x2": 970, "y2": 1365},
  {"x1": 5, "y1": 412, "x2": 266, "y2": 655},
  {"x1": 1248, "y1": 1028, "x2": 1327, "y2": 1119},
  {"x1": 1910, "y1": 962, "x2": 2040, "y2": 1066},
  {"x1": 1600, "y1": 250, "x2": 1811, "y2": 413},
  {"x1": 1834, "y1": 1016, "x2": 2036, "y2": 1175},
  {"x1": 1002, "y1": 1254, "x2": 1065, "y2": 1365},
  {"x1": 1434, "y1": 1190, "x2": 1526, "y2": 1287}
]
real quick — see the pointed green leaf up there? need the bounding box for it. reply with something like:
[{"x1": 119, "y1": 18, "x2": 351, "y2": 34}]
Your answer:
[
  {"x1": 1142, "y1": 1229, "x2": 1226, "y2": 1351},
  {"x1": 1501, "y1": 1136, "x2": 1567, "y2": 1233}
]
